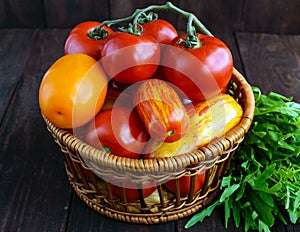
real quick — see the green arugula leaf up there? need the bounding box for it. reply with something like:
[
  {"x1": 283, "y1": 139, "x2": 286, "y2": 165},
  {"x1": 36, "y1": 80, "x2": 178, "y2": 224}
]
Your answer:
[
  {"x1": 184, "y1": 200, "x2": 221, "y2": 229},
  {"x1": 232, "y1": 200, "x2": 241, "y2": 228},
  {"x1": 220, "y1": 183, "x2": 240, "y2": 202},
  {"x1": 258, "y1": 220, "x2": 271, "y2": 232}
]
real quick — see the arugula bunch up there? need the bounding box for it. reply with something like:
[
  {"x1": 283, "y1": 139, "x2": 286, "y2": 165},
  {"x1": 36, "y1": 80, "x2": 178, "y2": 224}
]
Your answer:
[{"x1": 185, "y1": 87, "x2": 300, "y2": 231}]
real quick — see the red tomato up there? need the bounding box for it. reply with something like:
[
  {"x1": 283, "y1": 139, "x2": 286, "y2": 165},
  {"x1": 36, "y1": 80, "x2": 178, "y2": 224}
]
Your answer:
[
  {"x1": 161, "y1": 34, "x2": 233, "y2": 101},
  {"x1": 85, "y1": 107, "x2": 148, "y2": 158},
  {"x1": 164, "y1": 171, "x2": 206, "y2": 196},
  {"x1": 133, "y1": 79, "x2": 190, "y2": 143},
  {"x1": 64, "y1": 21, "x2": 113, "y2": 60},
  {"x1": 101, "y1": 32, "x2": 161, "y2": 84},
  {"x1": 141, "y1": 19, "x2": 178, "y2": 44},
  {"x1": 110, "y1": 181, "x2": 156, "y2": 201}
]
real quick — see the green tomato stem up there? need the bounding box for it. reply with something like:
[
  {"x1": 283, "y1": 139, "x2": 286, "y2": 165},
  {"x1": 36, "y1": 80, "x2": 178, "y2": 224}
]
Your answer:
[
  {"x1": 101, "y1": 146, "x2": 112, "y2": 153},
  {"x1": 88, "y1": 27, "x2": 109, "y2": 40},
  {"x1": 137, "y1": 12, "x2": 159, "y2": 25},
  {"x1": 167, "y1": 130, "x2": 175, "y2": 136},
  {"x1": 90, "y1": 1, "x2": 213, "y2": 42},
  {"x1": 166, "y1": 2, "x2": 213, "y2": 36}
]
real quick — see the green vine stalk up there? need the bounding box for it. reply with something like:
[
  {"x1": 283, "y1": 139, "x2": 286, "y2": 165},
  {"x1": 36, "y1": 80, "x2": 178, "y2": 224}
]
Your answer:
[{"x1": 88, "y1": 2, "x2": 213, "y2": 48}]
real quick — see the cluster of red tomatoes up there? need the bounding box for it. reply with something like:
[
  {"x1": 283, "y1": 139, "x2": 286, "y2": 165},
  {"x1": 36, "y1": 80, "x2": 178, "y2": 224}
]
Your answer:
[{"x1": 39, "y1": 19, "x2": 234, "y2": 199}]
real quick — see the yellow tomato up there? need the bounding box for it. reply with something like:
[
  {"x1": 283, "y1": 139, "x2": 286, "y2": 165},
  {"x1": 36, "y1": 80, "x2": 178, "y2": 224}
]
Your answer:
[{"x1": 39, "y1": 54, "x2": 108, "y2": 128}]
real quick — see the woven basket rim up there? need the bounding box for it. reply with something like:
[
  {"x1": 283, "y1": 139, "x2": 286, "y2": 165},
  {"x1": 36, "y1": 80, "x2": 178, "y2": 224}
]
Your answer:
[{"x1": 43, "y1": 68, "x2": 255, "y2": 174}]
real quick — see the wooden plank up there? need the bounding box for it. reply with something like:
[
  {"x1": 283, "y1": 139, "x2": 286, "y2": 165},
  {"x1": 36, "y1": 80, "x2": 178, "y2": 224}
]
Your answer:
[
  {"x1": 242, "y1": 0, "x2": 300, "y2": 34},
  {"x1": 236, "y1": 32, "x2": 300, "y2": 102},
  {"x1": 0, "y1": 29, "x2": 72, "y2": 232},
  {"x1": 176, "y1": 209, "x2": 242, "y2": 232},
  {"x1": 1, "y1": 0, "x2": 299, "y2": 35},
  {"x1": 0, "y1": 0, "x2": 45, "y2": 27},
  {"x1": 176, "y1": 0, "x2": 243, "y2": 34},
  {"x1": 0, "y1": 0, "x2": 5, "y2": 27},
  {"x1": 66, "y1": 194, "x2": 176, "y2": 232},
  {"x1": 44, "y1": 0, "x2": 110, "y2": 27},
  {"x1": 0, "y1": 29, "x2": 37, "y2": 124}
]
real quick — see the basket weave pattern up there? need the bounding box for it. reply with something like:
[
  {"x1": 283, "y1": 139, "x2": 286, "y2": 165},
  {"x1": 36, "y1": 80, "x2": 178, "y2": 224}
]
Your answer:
[{"x1": 43, "y1": 68, "x2": 254, "y2": 224}]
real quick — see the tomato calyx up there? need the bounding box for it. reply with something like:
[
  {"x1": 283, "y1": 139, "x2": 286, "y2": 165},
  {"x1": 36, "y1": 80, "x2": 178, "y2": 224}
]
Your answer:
[
  {"x1": 137, "y1": 12, "x2": 159, "y2": 24},
  {"x1": 101, "y1": 146, "x2": 112, "y2": 153},
  {"x1": 176, "y1": 27, "x2": 201, "y2": 49},
  {"x1": 88, "y1": 27, "x2": 110, "y2": 40},
  {"x1": 167, "y1": 130, "x2": 175, "y2": 136},
  {"x1": 119, "y1": 23, "x2": 143, "y2": 36}
]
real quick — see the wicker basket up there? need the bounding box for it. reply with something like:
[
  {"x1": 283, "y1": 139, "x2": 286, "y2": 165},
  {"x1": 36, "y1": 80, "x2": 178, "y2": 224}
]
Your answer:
[{"x1": 43, "y1": 68, "x2": 254, "y2": 224}]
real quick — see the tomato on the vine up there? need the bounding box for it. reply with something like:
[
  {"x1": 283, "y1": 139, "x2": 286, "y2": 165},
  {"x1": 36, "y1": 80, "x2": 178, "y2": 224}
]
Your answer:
[
  {"x1": 64, "y1": 21, "x2": 113, "y2": 60},
  {"x1": 141, "y1": 19, "x2": 178, "y2": 44},
  {"x1": 161, "y1": 33, "x2": 233, "y2": 101},
  {"x1": 39, "y1": 53, "x2": 108, "y2": 129},
  {"x1": 85, "y1": 107, "x2": 148, "y2": 158},
  {"x1": 164, "y1": 171, "x2": 206, "y2": 196},
  {"x1": 101, "y1": 32, "x2": 160, "y2": 84}
]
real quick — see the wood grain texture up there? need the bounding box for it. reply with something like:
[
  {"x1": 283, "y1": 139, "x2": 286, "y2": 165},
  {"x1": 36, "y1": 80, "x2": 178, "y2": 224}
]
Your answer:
[
  {"x1": 177, "y1": 0, "x2": 243, "y2": 33},
  {"x1": 0, "y1": 0, "x2": 45, "y2": 27},
  {"x1": 66, "y1": 194, "x2": 176, "y2": 232},
  {"x1": 0, "y1": 29, "x2": 37, "y2": 124},
  {"x1": 44, "y1": 0, "x2": 110, "y2": 27},
  {"x1": 236, "y1": 32, "x2": 300, "y2": 102},
  {"x1": 1, "y1": 0, "x2": 300, "y2": 34},
  {"x1": 242, "y1": 0, "x2": 300, "y2": 34},
  {"x1": 0, "y1": 29, "x2": 71, "y2": 232}
]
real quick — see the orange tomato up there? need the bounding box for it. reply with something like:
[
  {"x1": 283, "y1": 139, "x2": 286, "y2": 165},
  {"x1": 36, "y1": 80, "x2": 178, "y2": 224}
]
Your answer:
[{"x1": 39, "y1": 54, "x2": 108, "y2": 128}]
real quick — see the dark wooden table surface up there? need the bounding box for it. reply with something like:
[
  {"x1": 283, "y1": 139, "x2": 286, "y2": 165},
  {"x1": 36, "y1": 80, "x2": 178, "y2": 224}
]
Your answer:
[{"x1": 0, "y1": 28, "x2": 299, "y2": 232}]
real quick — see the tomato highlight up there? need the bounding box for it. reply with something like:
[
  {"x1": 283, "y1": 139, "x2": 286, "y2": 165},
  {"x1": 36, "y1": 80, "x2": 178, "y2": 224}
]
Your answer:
[{"x1": 101, "y1": 32, "x2": 161, "y2": 84}]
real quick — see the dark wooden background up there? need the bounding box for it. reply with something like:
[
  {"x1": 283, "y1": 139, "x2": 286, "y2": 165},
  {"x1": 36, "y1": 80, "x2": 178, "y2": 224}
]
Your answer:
[
  {"x1": 1, "y1": 0, "x2": 299, "y2": 34},
  {"x1": 1, "y1": 1, "x2": 300, "y2": 232}
]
